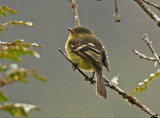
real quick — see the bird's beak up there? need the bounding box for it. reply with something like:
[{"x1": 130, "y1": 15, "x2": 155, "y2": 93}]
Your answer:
[{"x1": 68, "y1": 28, "x2": 75, "y2": 34}]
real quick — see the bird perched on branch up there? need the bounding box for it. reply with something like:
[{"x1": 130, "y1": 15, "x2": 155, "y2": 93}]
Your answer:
[{"x1": 65, "y1": 26, "x2": 109, "y2": 99}]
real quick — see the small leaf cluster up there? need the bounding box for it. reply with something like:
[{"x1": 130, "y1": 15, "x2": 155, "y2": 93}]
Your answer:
[
  {"x1": 2, "y1": 103, "x2": 40, "y2": 118},
  {"x1": 0, "y1": 40, "x2": 41, "y2": 62},
  {"x1": 131, "y1": 71, "x2": 160, "y2": 95},
  {"x1": 0, "y1": 5, "x2": 18, "y2": 16},
  {"x1": 0, "y1": 6, "x2": 34, "y2": 35}
]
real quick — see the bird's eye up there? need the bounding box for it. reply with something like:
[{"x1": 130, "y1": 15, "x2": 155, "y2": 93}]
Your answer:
[{"x1": 80, "y1": 31, "x2": 83, "y2": 34}]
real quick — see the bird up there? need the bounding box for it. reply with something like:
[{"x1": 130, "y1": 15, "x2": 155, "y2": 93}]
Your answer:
[{"x1": 65, "y1": 26, "x2": 109, "y2": 99}]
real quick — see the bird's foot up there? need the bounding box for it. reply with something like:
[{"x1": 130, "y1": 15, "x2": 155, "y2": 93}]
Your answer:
[
  {"x1": 89, "y1": 78, "x2": 94, "y2": 84},
  {"x1": 72, "y1": 63, "x2": 78, "y2": 71},
  {"x1": 89, "y1": 71, "x2": 95, "y2": 84}
]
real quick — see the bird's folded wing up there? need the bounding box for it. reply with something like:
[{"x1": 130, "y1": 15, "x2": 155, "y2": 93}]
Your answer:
[
  {"x1": 69, "y1": 43, "x2": 102, "y2": 70},
  {"x1": 102, "y1": 50, "x2": 109, "y2": 72}
]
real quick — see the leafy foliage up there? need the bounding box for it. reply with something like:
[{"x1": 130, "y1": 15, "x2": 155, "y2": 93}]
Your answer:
[
  {"x1": 2, "y1": 103, "x2": 40, "y2": 118},
  {"x1": 0, "y1": 21, "x2": 34, "y2": 27},
  {"x1": 0, "y1": 5, "x2": 47, "y2": 118},
  {"x1": 31, "y1": 68, "x2": 48, "y2": 82},
  {"x1": 0, "y1": 6, "x2": 31, "y2": 35},
  {"x1": 0, "y1": 21, "x2": 34, "y2": 35},
  {"x1": 0, "y1": 64, "x2": 47, "y2": 85},
  {"x1": 0, "y1": 90, "x2": 8, "y2": 102},
  {"x1": 0, "y1": 6, "x2": 18, "y2": 16},
  {"x1": 0, "y1": 40, "x2": 43, "y2": 48},
  {"x1": 0, "y1": 45, "x2": 40, "y2": 62},
  {"x1": 131, "y1": 71, "x2": 160, "y2": 96}
]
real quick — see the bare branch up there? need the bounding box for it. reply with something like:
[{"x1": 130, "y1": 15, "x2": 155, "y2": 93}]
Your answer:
[
  {"x1": 0, "y1": 78, "x2": 19, "y2": 88},
  {"x1": 142, "y1": 0, "x2": 160, "y2": 11},
  {"x1": 58, "y1": 48, "x2": 158, "y2": 118},
  {"x1": 142, "y1": 34, "x2": 160, "y2": 65},
  {"x1": 133, "y1": 49, "x2": 156, "y2": 61},
  {"x1": 134, "y1": 0, "x2": 160, "y2": 27},
  {"x1": 68, "y1": 0, "x2": 81, "y2": 27},
  {"x1": 114, "y1": 0, "x2": 121, "y2": 22}
]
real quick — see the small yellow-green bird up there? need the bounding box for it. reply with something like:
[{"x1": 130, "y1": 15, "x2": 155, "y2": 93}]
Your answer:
[{"x1": 65, "y1": 26, "x2": 109, "y2": 99}]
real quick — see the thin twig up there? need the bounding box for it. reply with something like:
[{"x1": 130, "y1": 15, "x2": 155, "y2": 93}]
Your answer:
[
  {"x1": 0, "y1": 78, "x2": 8, "y2": 87},
  {"x1": 133, "y1": 49, "x2": 156, "y2": 61},
  {"x1": 58, "y1": 48, "x2": 158, "y2": 118},
  {"x1": 142, "y1": 0, "x2": 160, "y2": 11},
  {"x1": 0, "y1": 78, "x2": 21, "y2": 88},
  {"x1": 0, "y1": 105, "x2": 3, "y2": 110},
  {"x1": 68, "y1": 0, "x2": 81, "y2": 27},
  {"x1": 114, "y1": 0, "x2": 121, "y2": 22},
  {"x1": 142, "y1": 34, "x2": 160, "y2": 65},
  {"x1": 134, "y1": 0, "x2": 160, "y2": 27}
]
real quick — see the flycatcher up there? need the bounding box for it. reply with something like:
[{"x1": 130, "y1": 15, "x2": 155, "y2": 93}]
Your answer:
[{"x1": 65, "y1": 26, "x2": 109, "y2": 99}]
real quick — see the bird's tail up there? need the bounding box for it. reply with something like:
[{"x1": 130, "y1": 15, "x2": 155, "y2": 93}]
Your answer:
[{"x1": 95, "y1": 69, "x2": 107, "y2": 99}]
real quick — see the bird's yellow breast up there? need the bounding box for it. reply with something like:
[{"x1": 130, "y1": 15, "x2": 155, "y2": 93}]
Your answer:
[{"x1": 65, "y1": 37, "x2": 94, "y2": 72}]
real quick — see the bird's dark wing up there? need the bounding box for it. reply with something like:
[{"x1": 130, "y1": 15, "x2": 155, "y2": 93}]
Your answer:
[
  {"x1": 69, "y1": 42, "x2": 102, "y2": 70},
  {"x1": 102, "y1": 49, "x2": 109, "y2": 72}
]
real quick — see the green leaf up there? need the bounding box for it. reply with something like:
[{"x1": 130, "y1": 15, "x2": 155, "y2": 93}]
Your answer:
[
  {"x1": 7, "y1": 9, "x2": 18, "y2": 15},
  {"x1": 0, "y1": 45, "x2": 40, "y2": 61},
  {"x1": 144, "y1": 83, "x2": 148, "y2": 90},
  {"x1": 6, "y1": 46, "x2": 40, "y2": 58},
  {"x1": 4, "y1": 105, "x2": 27, "y2": 117},
  {"x1": 31, "y1": 68, "x2": 48, "y2": 82},
  {"x1": 7, "y1": 68, "x2": 28, "y2": 81},
  {"x1": 0, "y1": 6, "x2": 18, "y2": 16},
  {"x1": 0, "y1": 67, "x2": 47, "y2": 86},
  {"x1": 0, "y1": 11, "x2": 7, "y2": 16},
  {"x1": 0, "y1": 90, "x2": 8, "y2": 102},
  {"x1": 0, "y1": 52, "x2": 22, "y2": 62},
  {"x1": 131, "y1": 71, "x2": 160, "y2": 96},
  {"x1": 18, "y1": 78, "x2": 29, "y2": 83},
  {"x1": 138, "y1": 86, "x2": 144, "y2": 92}
]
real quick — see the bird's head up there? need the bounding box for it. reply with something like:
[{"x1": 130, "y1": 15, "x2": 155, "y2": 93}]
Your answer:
[{"x1": 68, "y1": 26, "x2": 93, "y2": 37}]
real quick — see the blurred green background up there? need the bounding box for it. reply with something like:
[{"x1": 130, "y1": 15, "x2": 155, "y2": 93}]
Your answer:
[{"x1": 1, "y1": 0, "x2": 160, "y2": 118}]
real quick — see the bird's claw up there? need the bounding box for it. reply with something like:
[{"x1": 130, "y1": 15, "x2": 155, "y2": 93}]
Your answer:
[
  {"x1": 90, "y1": 71, "x2": 95, "y2": 84},
  {"x1": 72, "y1": 63, "x2": 78, "y2": 71},
  {"x1": 151, "y1": 114, "x2": 159, "y2": 118},
  {"x1": 89, "y1": 77, "x2": 95, "y2": 84}
]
